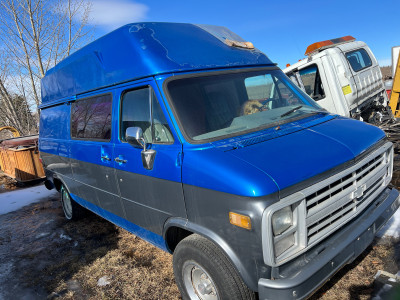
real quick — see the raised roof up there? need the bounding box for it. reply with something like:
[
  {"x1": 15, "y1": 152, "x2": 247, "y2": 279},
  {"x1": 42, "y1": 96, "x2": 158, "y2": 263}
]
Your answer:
[{"x1": 40, "y1": 22, "x2": 273, "y2": 106}]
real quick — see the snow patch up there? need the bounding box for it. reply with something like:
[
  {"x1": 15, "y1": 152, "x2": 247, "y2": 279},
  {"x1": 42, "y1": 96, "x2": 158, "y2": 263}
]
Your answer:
[
  {"x1": 60, "y1": 234, "x2": 72, "y2": 241},
  {"x1": 0, "y1": 185, "x2": 58, "y2": 215},
  {"x1": 35, "y1": 232, "x2": 50, "y2": 239},
  {"x1": 97, "y1": 276, "x2": 111, "y2": 286},
  {"x1": 377, "y1": 208, "x2": 400, "y2": 239}
]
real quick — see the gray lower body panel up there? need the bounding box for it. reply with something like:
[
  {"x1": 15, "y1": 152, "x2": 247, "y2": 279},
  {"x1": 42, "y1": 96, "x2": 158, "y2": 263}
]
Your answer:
[
  {"x1": 43, "y1": 152, "x2": 186, "y2": 236},
  {"x1": 258, "y1": 187, "x2": 400, "y2": 300}
]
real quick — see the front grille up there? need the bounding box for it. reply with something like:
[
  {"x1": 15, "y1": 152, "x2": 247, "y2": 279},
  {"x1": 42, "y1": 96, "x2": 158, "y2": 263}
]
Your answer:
[
  {"x1": 305, "y1": 151, "x2": 387, "y2": 245},
  {"x1": 262, "y1": 141, "x2": 393, "y2": 267}
]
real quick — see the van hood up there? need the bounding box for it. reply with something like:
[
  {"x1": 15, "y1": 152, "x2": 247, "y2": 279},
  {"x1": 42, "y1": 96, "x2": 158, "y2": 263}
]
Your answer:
[
  {"x1": 182, "y1": 116, "x2": 385, "y2": 197},
  {"x1": 227, "y1": 117, "x2": 385, "y2": 191}
]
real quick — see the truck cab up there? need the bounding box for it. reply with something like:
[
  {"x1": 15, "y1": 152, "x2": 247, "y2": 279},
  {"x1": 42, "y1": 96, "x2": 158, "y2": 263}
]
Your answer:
[{"x1": 284, "y1": 36, "x2": 390, "y2": 123}]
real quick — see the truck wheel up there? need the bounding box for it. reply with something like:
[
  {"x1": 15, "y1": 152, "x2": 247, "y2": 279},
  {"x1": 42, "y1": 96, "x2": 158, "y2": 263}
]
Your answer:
[
  {"x1": 60, "y1": 185, "x2": 85, "y2": 220},
  {"x1": 173, "y1": 234, "x2": 256, "y2": 300}
]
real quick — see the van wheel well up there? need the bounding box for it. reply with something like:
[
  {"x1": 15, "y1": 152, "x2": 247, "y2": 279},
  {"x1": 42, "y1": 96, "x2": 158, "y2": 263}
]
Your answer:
[
  {"x1": 53, "y1": 178, "x2": 62, "y2": 192},
  {"x1": 165, "y1": 227, "x2": 193, "y2": 253}
]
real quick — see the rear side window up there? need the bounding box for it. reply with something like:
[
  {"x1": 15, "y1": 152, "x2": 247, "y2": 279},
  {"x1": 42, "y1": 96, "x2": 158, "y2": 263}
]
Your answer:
[
  {"x1": 298, "y1": 65, "x2": 325, "y2": 101},
  {"x1": 346, "y1": 48, "x2": 372, "y2": 72},
  {"x1": 71, "y1": 94, "x2": 112, "y2": 141}
]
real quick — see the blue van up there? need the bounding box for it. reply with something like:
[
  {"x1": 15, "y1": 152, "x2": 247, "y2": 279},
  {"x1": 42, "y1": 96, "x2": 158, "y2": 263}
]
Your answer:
[{"x1": 39, "y1": 23, "x2": 400, "y2": 300}]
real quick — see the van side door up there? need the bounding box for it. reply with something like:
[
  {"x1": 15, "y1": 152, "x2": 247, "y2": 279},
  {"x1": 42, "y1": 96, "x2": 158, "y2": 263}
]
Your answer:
[
  {"x1": 113, "y1": 80, "x2": 186, "y2": 236},
  {"x1": 69, "y1": 92, "x2": 123, "y2": 217}
]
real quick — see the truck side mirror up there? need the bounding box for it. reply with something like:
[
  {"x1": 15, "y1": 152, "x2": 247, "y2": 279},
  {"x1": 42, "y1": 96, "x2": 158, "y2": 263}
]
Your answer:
[{"x1": 126, "y1": 127, "x2": 146, "y2": 150}]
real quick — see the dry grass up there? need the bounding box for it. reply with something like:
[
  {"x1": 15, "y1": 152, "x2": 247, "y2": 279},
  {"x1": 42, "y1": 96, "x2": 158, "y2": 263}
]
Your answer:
[
  {"x1": 310, "y1": 238, "x2": 399, "y2": 299},
  {"x1": 50, "y1": 231, "x2": 398, "y2": 300},
  {"x1": 0, "y1": 197, "x2": 180, "y2": 300},
  {"x1": 51, "y1": 220, "x2": 180, "y2": 300},
  {"x1": 63, "y1": 232, "x2": 178, "y2": 299}
]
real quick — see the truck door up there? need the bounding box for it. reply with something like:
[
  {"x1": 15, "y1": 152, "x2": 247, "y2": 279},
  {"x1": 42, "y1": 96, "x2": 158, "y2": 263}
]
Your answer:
[
  {"x1": 113, "y1": 80, "x2": 186, "y2": 236},
  {"x1": 297, "y1": 62, "x2": 338, "y2": 113},
  {"x1": 343, "y1": 47, "x2": 382, "y2": 106}
]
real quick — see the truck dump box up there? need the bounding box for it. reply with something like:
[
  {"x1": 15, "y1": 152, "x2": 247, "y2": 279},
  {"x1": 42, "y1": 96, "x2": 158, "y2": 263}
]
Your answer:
[{"x1": 0, "y1": 135, "x2": 45, "y2": 182}]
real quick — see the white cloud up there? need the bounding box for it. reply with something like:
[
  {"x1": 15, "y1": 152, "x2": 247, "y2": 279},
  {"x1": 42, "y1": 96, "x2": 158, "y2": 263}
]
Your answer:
[{"x1": 88, "y1": 0, "x2": 149, "y2": 31}]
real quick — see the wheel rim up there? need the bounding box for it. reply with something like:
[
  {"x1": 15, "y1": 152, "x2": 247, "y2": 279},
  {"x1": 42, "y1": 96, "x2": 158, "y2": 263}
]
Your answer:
[
  {"x1": 182, "y1": 261, "x2": 219, "y2": 300},
  {"x1": 61, "y1": 187, "x2": 73, "y2": 219}
]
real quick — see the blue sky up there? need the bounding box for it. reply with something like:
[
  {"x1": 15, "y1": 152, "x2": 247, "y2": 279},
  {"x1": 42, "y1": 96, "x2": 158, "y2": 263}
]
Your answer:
[{"x1": 87, "y1": 0, "x2": 400, "y2": 68}]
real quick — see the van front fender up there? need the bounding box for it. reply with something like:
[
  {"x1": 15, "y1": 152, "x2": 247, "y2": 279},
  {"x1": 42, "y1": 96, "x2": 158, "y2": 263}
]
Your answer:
[{"x1": 163, "y1": 217, "x2": 259, "y2": 291}]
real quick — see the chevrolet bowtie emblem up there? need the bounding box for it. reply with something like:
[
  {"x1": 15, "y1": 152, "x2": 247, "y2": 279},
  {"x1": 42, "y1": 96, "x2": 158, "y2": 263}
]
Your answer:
[{"x1": 352, "y1": 184, "x2": 367, "y2": 200}]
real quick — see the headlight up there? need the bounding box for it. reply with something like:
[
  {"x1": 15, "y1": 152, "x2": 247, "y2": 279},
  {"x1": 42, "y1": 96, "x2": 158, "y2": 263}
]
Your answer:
[{"x1": 272, "y1": 206, "x2": 293, "y2": 235}]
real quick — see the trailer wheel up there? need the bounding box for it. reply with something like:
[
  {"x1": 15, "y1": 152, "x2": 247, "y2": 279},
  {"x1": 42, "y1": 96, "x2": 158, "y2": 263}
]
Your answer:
[
  {"x1": 60, "y1": 185, "x2": 85, "y2": 220},
  {"x1": 173, "y1": 234, "x2": 256, "y2": 300}
]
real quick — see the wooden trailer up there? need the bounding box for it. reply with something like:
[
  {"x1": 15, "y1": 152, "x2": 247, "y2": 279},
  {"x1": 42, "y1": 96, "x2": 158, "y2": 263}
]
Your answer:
[{"x1": 0, "y1": 135, "x2": 45, "y2": 182}]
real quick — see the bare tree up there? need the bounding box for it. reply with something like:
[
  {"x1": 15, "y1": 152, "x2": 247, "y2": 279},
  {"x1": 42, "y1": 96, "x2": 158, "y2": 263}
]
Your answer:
[
  {"x1": 0, "y1": 54, "x2": 26, "y2": 133},
  {"x1": 0, "y1": 0, "x2": 93, "y2": 134}
]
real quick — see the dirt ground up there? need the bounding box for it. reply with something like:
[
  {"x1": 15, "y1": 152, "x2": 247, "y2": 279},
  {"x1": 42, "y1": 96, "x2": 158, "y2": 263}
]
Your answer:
[
  {"x1": 0, "y1": 170, "x2": 399, "y2": 299},
  {"x1": 0, "y1": 172, "x2": 17, "y2": 193},
  {"x1": 0, "y1": 180, "x2": 180, "y2": 300}
]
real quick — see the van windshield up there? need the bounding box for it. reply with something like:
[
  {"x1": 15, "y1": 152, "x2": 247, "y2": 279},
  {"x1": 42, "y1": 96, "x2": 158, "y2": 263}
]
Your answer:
[{"x1": 166, "y1": 69, "x2": 323, "y2": 142}]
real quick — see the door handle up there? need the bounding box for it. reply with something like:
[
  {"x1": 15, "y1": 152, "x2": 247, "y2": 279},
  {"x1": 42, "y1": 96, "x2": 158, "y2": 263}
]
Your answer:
[
  {"x1": 101, "y1": 155, "x2": 111, "y2": 161},
  {"x1": 115, "y1": 157, "x2": 127, "y2": 164}
]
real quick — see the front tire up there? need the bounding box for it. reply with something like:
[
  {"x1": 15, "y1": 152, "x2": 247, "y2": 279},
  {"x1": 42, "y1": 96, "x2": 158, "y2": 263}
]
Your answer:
[
  {"x1": 173, "y1": 234, "x2": 256, "y2": 300},
  {"x1": 60, "y1": 184, "x2": 85, "y2": 220}
]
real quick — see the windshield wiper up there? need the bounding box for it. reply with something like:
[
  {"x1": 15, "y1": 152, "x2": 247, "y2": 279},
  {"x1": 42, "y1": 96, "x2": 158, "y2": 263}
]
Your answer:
[{"x1": 280, "y1": 105, "x2": 303, "y2": 118}]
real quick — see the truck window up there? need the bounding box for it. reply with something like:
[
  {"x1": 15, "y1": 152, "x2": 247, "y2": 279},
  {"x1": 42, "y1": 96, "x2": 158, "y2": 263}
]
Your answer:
[
  {"x1": 244, "y1": 75, "x2": 302, "y2": 108},
  {"x1": 71, "y1": 94, "x2": 112, "y2": 140},
  {"x1": 299, "y1": 65, "x2": 325, "y2": 101},
  {"x1": 121, "y1": 87, "x2": 173, "y2": 143},
  {"x1": 287, "y1": 73, "x2": 302, "y2": 88},
  {"x1": 345, "y1": 48, "x2": 372, "y2": 72}
]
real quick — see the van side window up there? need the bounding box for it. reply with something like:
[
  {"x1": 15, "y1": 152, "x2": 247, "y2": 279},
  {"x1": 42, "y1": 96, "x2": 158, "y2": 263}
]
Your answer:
[
  {"x1": 121, "y1": 87, "x2": 173, "y2": 143},
  {"x1": 298, "y1": 65, "x2": 325, "y2": 101},
  {"x1": 346, "y1": 48, "x2": 372, "y2": 72},
  {"x1": 71, "y1": 94, "x2": 112, "y2": 140}
]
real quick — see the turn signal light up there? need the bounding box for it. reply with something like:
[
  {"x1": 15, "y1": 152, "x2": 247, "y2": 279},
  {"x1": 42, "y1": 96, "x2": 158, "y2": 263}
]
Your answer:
[
  {"x1": 305, "y1": 36, "x2": 355, "y2": 56},
  {"x1": 229, "y1": 212, "x2": 251, "y2": 229}
]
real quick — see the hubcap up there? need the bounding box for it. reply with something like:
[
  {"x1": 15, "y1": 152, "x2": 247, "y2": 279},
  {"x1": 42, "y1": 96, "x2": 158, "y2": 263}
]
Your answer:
[
  {"x1": 61, "y1": 187, "x2": 73, "y2": 219},
  {"x1": 182, "y1": 261, "x2": 218, "y2": 300}
]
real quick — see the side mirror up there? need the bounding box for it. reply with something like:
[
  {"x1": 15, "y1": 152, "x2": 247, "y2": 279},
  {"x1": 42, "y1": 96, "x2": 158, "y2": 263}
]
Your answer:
[{"x1": 126, "y1": 127, "x2": 146, "y2": 149}]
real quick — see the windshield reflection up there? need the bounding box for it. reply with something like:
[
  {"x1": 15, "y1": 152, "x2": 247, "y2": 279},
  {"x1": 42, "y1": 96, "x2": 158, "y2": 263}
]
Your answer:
[{"x1": 167, "y1": 69, "x2": 322, "y2": 142}]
